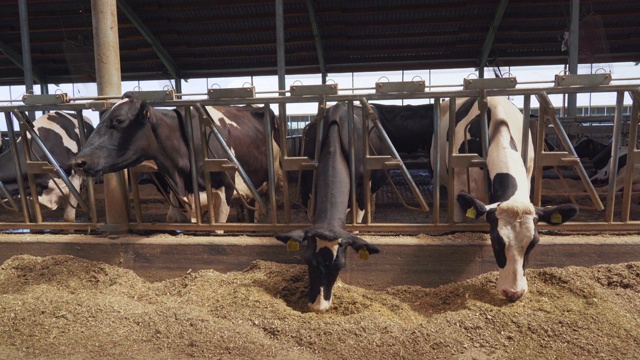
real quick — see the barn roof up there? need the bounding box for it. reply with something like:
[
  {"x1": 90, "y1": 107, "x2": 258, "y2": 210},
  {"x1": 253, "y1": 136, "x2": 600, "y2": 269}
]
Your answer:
[{"x1": 0, "y1": 0, "x2": 638, "y2": 86}]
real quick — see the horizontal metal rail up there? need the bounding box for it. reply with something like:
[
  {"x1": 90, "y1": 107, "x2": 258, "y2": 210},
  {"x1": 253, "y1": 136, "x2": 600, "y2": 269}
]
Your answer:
[{"x1": 0, "y1": 81, "x2": 639, "y2": 234}]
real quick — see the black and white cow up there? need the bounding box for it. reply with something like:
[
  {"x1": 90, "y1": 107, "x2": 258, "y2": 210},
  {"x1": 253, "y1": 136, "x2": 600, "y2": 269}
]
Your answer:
[
  {"x1": 298, "y1": 102, "x2": 435, "y2": 222},
  {"x1": 432, "y1": 97, "x2": 579, "y2": 301},
  {"x1": 276, "y1": 102, "x2": 386, "y2": 312},
  {"x1": 573, "y1": 136, "x2": 608, "y2": 161},
  {"x1": 369, "y1": 103, "x2": 435, "y2": 154},
  {"x1": 588, "y1": 142, "x2": 640, "y2": 191},
  {"x1": 0, "y1": 111, "x2": 94, "y2": 221},
  {"x1": 71, "y1": 92, "x2": 282, "y2": 225}
]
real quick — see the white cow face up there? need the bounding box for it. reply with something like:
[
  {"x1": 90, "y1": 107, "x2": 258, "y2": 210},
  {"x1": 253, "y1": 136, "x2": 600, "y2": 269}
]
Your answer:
[
  {"x1": 457, "y1": 193, "x2": 578, "y2": 302},
  {"x1": 486, "y1": 201, "x2": 538, "y2": 301}
]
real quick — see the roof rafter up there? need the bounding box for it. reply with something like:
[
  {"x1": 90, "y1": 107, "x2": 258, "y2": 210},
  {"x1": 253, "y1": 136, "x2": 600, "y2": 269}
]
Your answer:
[
  {"x1": 478, "y1": 0, "x2": 509, "y2": 71},
  {"x1": 117, "y1": 0, "x2": 180, "y2": 79},
  {"x1": 305, "y1": 0, "x2": 326, "y2": 81},
  {"x1": 0, "y1": 39, "x2": 44, "y2": 83}
]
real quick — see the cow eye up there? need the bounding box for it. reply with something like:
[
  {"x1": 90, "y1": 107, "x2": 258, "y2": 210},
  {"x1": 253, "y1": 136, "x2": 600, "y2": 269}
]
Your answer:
[{"x1": 114, "y1": 118, "x2": 126, "y2": 126}]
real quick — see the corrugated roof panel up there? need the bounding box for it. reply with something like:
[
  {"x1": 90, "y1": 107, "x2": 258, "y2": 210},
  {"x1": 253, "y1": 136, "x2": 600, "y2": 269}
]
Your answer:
[{"x1": 0, "y1": 0, "x2": 638, "y2": 85}]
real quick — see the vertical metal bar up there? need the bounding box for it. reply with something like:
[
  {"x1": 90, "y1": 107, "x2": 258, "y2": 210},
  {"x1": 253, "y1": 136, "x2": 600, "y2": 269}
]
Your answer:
[
  {"x1": 276, "y1": 0, "x2": 286, "y2": 92},
  {"x1": 18, "y1": 113, "x2": 42, "y2": 223},
  {"x1": 129, "y1": 170, "x2": 143, "y2": 224},
  {"x1": 5, "y1": 112, "x2": 31, "y2": 222},
  {"x1": 447, "y1": 98, "x2": 457, "y2": 223},
  {"x1": 174, "y1": 78, "x2": 182, "y2": 96},
  {"x1": 199, "y1": 110, "x2": 215, "y2": 225},
  {"x1": 347, "y1": 101, "x2": 357, "y2": 224},
  {"x1": 532, "y1": 98, "x2": 546, "y2": 206},
  {"x1": 621, "y1": 91, "x2": 639, "y2": 221},
  {"x1": 91, "y1": 0, "x2": 129, "y2": 232},
  {"x1": 605, "y1": 91, "x2": 625, "y2": 222},
  {"x1": 75, "y1": 109, "x2": 97, "y2": 223},
  {"x1": 276, "y1": 0, "x2": 287, "y2": 222},
  {"x1": 309, "y1": 100, "x2": 325, "y2": 221},
  {"x1": 18, "y1": 0, "x2": 34, "y2": 121},
  {"x1": 432, "y1": 97, "x2": 441, "y2": 224},
  {"x1": 567, "y1": 0, "x2": 579, "y2": 118},
  {"x1": 184, "y1": 107, "x2": 202, "y2": 224},
  {"x1": 277, "y1": 102, "x2": 291, "y2": 223},
  {"x1": 479, "y1": 90, "x2": 491, "y2": 201},
  {"x1": 521, "y1": 95, "x2": 531, "y2": 166},
  {"x1": 361, "y1": 102, "x2": 372, "y2": 224},
  {"x1": 263, "y1": 103, "x2": 278, "y2": 224}
]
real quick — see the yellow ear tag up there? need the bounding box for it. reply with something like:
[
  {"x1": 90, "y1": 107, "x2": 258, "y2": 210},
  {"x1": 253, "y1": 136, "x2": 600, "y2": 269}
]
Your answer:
[
  {"x1": 286, "y1": 240, "x2": 300, "y2": 252},
  {"x1": 550, "y1": 212, "x2": 562, "y2": 224},
  {"x1": 466, "y1": 207, "x2": 477, "y2": 218},
  {"x1": 358, "y1": 248, "x2": 370, "y2": 261}
]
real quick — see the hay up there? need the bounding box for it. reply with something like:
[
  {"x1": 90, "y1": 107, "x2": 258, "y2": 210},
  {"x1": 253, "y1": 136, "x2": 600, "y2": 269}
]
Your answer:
[{"x1": 0, "y1": 255, "x2": 639, "y2": 359}]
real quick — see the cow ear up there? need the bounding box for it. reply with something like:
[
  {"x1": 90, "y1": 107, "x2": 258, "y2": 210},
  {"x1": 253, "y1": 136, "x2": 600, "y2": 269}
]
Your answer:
[
  {"x1": 137, "y1": 101, "x2": 152, "y2": 123},
  {"x1": 343, "y1": 233, "x2": 380, "y2": 255},
  {"x1": 98, "y1": 107, "x2": 112, "y2": 121},
  {"x1": 122, "y1": 91, "x2": 136, "y2": 100},
  {"x1": 536, "y1": 204, "x2": 579, "y2": 225},
  {"x1": 456, "y1": 192, "x2": 487, "y2": 219},
  {"x1": 275, "y1": 229, "x2": 307, "y2": 244}
]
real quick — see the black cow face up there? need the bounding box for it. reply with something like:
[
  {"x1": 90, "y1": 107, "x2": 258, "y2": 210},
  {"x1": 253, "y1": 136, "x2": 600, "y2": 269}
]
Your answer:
[
  {"x1": 72, "y1": 94, "x2": 154, "y2": 177},
  {"x1": 276, "y1": 227, "x2": 379, "y2": 313},
  {"x1": 457, "y1": 192, "x2": 578, "y2": 302}
]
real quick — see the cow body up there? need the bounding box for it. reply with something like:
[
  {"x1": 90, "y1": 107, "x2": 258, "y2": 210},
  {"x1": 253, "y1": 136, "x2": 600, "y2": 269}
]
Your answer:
[
  {"x1": 433, "y1": 97, "x2": 578, "y2": 301},
  {"x1": 588, "y1": 143, "x2": 640, "y2": 191},
  {"x1": 370, "y1": 103, "x2": 435, "y2": 154},
  {"x1": 72, "y1": 93, "x2": 281, "y2": 224},
  {"x1": 574, "y1": 137, "x2": 608, "y2": 161},
  {"x1": 276, "y1": 102, "x2": 384, "y2": 312},
  {"x1": 0, "y1": 111, "x2": 94, "y2": 221}
]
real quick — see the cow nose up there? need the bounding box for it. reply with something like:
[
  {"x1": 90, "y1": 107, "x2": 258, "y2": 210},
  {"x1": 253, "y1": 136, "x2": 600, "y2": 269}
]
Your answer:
[
  {"x1": 501, "y1": 288, "x2": 527, "y2": 302},
  {"x1": 71, "y1": 157, "x2": 87, "y2": 170}
]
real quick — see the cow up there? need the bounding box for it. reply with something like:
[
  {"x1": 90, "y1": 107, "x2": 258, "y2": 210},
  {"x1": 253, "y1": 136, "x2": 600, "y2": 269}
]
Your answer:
[
  {"x1": 369, "y1": 103, "x2": 435, "y2": 154},
  {"x1": 573, "y1": 136, "x2": 608, "y2": 161},
  {"x1": 276, "y1": 101, "x2": 386, "y2": 313},
  {"x1": 71, "y1": 92, "x2": 282, "y2": 225},
  {"x1": 0, "y1": 111, "x2": 94, "y2": 222},
  {"x1": 298, "y1": 102, "x2": 435, "y2": 222},
  {"x1": 431, "y1": 96, "x2": 579, "y2": 302},
  {"x1": 588, "y1": 143, "x2": 640, "y2": 191}
]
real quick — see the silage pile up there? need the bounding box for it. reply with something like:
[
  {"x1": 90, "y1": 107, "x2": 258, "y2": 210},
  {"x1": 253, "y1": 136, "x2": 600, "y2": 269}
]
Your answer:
[{"x1": 0, "y1": 255, "x2": 639, "y2": 359}]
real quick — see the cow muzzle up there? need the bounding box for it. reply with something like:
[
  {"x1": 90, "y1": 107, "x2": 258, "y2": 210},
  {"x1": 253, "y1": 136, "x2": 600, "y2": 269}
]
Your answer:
[{"x1": 71, "y1": 157, "x2": 101, "y2": 177}]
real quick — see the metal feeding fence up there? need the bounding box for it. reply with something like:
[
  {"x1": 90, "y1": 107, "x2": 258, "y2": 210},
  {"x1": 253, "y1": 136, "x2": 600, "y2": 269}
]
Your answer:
[{"x1": 0, "y1": 74, "x2": 638, "y2": 234}]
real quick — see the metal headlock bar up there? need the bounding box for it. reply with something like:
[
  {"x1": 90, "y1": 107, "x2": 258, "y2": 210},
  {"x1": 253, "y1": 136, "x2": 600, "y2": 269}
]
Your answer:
[
  {"x1": 360, "y1": 98, "x2": 430, "y2": 216},
  {"x1": 622, "y1": 89, "x2": 640, "y2": 222},
  {"x1": 198, "y1": 104, "x2": 268, "y2": 215},
  {"x1": 1, "y1": 80, "x2": 640, "y2": 233},
  {"x1": 534, "y1": 93, "x2": 604, "y2": 211}
]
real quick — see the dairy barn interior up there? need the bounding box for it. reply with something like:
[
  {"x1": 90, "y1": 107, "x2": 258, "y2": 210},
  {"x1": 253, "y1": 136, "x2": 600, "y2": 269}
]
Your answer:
[{"x1": 1, "y1": 1, "x2": 640, "y2": 358}]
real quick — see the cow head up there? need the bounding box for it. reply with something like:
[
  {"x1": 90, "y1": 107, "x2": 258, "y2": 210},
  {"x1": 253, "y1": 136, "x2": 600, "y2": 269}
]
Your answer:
[
  {"x1": 457, "y1": 192, "x2": 578, "y2": 302},
  {"x1": 72, "y1": 93, "x2": 155, "y2": 177},
  {"x1": 275, "y1": 227, "x2": 380, "y2": 313}
]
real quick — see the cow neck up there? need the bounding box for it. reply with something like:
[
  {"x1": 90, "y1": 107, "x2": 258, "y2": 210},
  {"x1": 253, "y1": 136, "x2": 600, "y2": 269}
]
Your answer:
[
  {"x1": 150, "y1": 108, "x2": 193, "y2": 200},
  {"x1": 312, "y1": 123, "x2": 350, "y2": 229}
]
